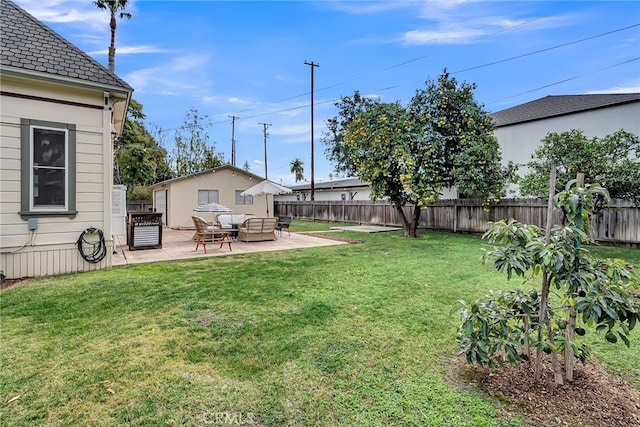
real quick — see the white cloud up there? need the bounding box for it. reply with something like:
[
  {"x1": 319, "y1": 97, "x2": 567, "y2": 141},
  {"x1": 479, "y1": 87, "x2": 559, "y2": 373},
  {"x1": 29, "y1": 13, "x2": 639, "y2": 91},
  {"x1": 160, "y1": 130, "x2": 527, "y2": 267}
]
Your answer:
[
  {"x1": 402, "y1": 27, "x2": 486, "y2": 45},
  {"x1": 15, "y1": 0, "x2": 110, "y2": 30},
  {"x1": 271, "y1": 123, "x2": 309, "y2": 137},
  {"x1": 124, "y1": 54, "x2": 211, "y2": 94},
  {"x1": 227, "y1": 97, "x2": 251, "y2": 105},
  {"x1": 201, "y1": 96, "x2": 222, "y2": 104},
  {"x1": 88, "y1": 45, "x2": 171, "y2": 55},
  {"x1": 584, "y1": 85, "x2": 640, "y2": 94},
  {"x1": 388, "y1": 0, "x2": 580, "y2": 47},
  {"x1": 321, "y1": 1, "x2": 414, "y2": 15}
]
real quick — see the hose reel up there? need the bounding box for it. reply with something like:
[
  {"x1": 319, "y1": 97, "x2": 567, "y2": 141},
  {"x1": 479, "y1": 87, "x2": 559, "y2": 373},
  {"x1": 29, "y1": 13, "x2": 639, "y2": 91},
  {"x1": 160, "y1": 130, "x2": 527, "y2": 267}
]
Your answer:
[{"x1": 76, "y1": 227, "x2": 107, "y2": 264}]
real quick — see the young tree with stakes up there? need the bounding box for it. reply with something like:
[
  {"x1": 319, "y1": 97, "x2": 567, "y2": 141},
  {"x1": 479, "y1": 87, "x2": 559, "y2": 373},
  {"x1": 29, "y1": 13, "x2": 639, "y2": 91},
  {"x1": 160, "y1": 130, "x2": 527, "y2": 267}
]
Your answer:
[{"x1": 455, "y1": 178, "x2": 640, "y2": 384}]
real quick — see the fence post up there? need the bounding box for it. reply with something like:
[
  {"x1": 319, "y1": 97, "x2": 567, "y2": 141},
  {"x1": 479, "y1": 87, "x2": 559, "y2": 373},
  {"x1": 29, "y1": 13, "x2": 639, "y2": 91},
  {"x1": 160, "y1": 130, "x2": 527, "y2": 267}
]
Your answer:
[{"x1": 453, "y1": 200, "x2": 458, "y2": 233}]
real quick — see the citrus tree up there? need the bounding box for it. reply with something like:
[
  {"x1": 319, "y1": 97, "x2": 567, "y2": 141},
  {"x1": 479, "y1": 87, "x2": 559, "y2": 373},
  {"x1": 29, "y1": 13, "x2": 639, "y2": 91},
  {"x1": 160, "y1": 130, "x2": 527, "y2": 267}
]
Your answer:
[
  {"x1": 454, "y1": 180, "x2": 640, "y2": 384},
  {"x1": 323, "y1": 71, "x2": 512, "y2": 237}
]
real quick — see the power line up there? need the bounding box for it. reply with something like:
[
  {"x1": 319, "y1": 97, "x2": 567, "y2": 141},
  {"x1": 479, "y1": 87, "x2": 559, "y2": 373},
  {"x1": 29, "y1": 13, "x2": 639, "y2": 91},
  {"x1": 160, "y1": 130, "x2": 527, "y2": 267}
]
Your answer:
[
  {"x1": 225, "y1": 23, "x2": 638, "y2": 122},
  {"x1": 150, "y1": 23, "x2": 639, "y2": 135},
  {"x1": 487, "y1": 56, "x2": 640, "y2": 105},
  {"x1": 452, "y1": 23, "x2": 640, "y2": 74},
  {"x1": 272, "y1": 76, "x2": 364, "y2": 104},
  {"x1": 241, "y1": 14, "x2": 547, "y2": 110},
  {"x1": 384, "y1": 16, "x2": 545, "y2": 71}
]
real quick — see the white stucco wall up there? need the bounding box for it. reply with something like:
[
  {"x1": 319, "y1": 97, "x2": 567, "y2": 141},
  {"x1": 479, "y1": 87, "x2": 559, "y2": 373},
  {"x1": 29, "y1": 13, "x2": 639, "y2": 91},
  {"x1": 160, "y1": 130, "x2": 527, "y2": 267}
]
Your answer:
[
  {"x1": 154, "y1": 168, "x2": 269, "y2": 229},
  {"x1": 277, "y1": 187, "x2": 373, "y2": 202},
  {"x1": 496, "y1": 102, "x2": 640, "y2": 169}
]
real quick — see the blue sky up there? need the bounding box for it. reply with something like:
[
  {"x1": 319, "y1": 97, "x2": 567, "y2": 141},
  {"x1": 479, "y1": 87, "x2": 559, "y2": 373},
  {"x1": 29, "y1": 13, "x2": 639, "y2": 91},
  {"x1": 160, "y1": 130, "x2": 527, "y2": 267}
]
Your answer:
[{"x1": 15, "y1": 0, "x2": 640, "y2": 185}]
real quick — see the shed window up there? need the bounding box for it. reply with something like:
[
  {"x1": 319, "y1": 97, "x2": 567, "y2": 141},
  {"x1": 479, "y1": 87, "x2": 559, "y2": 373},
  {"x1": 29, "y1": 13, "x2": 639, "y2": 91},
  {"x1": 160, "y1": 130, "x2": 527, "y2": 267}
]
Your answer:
[
  {"x1": 198, "y1": 190, "x2": 219, "y2": 205},
  {"x1": 20, "y1": 119, "x2": 76, "y2": 219},
  {"x1": 235, "y1": 190, "x2": 253, "y2": 205}
]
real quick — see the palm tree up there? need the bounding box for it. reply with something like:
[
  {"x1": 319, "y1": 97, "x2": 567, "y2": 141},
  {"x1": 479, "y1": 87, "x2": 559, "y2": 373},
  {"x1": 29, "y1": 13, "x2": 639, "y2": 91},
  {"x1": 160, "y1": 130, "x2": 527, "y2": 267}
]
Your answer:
[
  {"x1": 93, "y1": 0, "x2": 131, "y2": 72},
  {"x1": 290, "y1": 158, "x2": 304, "y2": 182}
]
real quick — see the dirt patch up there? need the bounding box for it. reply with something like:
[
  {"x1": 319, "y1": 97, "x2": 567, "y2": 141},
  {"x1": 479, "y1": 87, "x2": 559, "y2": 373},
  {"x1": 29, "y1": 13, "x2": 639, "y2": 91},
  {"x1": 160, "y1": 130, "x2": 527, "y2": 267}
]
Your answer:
[
  {"x1": 297, "y1": 232, "x2": 364, "y2": 244},
  {"x1": 0, "y1": 277, "x2": 29, "y2": 291},
  {"x1": 457, "y1": 355, "x2": 640, "y2": 426}
]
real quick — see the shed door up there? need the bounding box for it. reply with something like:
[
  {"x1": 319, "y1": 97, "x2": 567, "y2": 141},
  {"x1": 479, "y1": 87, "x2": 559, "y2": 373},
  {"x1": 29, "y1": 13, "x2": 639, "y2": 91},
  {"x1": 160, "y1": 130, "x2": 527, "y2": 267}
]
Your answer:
[{"x1": 154, "y1": 189, "x2": 167, "y2": 225}]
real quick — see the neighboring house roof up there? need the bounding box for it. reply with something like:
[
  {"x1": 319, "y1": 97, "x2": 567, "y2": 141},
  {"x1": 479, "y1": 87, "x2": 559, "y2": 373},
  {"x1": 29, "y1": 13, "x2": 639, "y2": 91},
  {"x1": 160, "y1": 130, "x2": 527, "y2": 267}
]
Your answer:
[
  {"x1": 150, "y1": 165, "x2": 264, "y2": 188},
  {"x1": 0, "y1": 0, "x2": 132, "y2": 92},
  {"x1": 289, "y1": 178, "x2": 369, "y2": 191},
  {"x1": 491, "y1": 93, "x2": 640, "y2": 127}
]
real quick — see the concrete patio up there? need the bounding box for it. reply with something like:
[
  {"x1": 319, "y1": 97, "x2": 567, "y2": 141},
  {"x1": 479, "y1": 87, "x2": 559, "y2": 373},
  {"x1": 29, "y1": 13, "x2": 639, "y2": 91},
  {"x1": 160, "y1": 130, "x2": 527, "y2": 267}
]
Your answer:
[{"x1": 112, "y1": 228, "x2": 348, "y2": 266}]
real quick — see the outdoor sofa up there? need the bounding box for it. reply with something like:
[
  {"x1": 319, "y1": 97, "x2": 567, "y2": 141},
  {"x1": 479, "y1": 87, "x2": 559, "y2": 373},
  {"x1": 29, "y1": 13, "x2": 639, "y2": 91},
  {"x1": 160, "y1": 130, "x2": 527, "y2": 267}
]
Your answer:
[
  {"x1": 215, "y1": 214, "x2": 253, "y2": 230},
  {"x1": 237, "y1": 217, "x2": 278, "y2": 242}
]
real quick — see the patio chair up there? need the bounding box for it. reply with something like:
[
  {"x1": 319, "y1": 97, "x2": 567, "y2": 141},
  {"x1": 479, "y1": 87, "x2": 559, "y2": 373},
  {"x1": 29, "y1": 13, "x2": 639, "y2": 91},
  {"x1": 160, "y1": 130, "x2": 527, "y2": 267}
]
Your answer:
[
  {"x1": 191, "y1": 216, "x2": 232, "y2": 253},
  {"x1": 276, "y1": 215, "x2": 292, "y2": 237}
]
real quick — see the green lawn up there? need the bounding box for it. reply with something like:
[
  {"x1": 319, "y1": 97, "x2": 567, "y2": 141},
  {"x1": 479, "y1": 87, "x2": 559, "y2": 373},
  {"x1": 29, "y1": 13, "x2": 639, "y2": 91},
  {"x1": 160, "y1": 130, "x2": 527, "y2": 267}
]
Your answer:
[{"x1": 2, "y1": 223, "x2": 638, "y2": 426}]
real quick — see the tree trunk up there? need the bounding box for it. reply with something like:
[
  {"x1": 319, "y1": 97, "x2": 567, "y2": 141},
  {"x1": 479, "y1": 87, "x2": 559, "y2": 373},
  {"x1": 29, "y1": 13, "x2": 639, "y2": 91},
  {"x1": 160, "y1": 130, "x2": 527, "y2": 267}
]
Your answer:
[
  {"x1": 395, "y1": 205, "x2": 420, "y2": 237},
  {"x1": 536, "y1": 166, "x2": 561, "y2": 382},
  {"x1": 524, "y1": 316, "x2": 531, "y2": 359},
  {"x1": 109, "y1": 15, "x2": 117, "y2": 72},
  {"x1": 548, "y1": 317, "x2": 564, "y2": 385},
  {"x1": 535, "y1": 272, "x2": 551, "y2": 381},
  {"x1": 565, "y1": 307, "x2": 577, "y2": 381},
  {"x1": 411, "y1": 204, "x2": 421, "y2": 236}
]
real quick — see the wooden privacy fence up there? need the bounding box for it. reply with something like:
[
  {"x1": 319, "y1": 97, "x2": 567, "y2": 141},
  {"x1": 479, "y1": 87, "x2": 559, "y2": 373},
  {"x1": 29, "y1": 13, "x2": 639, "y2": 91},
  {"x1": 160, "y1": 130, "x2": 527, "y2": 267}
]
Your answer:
[
  {"x1": 275, "y1": 199, "x2": 640, "y2": 246},
  {"x1": 126, "y1": 199, "x2": 153, "y2": 213}
]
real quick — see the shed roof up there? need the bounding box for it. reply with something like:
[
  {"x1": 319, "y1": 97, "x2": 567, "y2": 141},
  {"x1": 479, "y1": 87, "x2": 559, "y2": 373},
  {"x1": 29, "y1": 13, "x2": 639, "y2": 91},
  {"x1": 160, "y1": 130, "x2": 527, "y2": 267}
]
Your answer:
[
  {"x1": 150, "y1": 165, "x2": 264, "y2": 189},
  {"x1": 491, "y1": 93, "x2": 640, "y2": 127},
  {"x1": 0, "y1": 0, "x2": 132, "y2": 92}
]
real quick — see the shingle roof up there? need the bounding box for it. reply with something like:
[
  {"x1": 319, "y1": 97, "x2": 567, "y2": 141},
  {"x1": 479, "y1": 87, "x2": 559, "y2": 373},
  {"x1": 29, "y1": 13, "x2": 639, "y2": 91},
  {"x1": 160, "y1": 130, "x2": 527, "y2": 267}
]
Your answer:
[
  {"x1": 491, "y1": 93, "x2": 640, "y2": 127},
  {"x1": 289, "y1": 178, "x2": 368, "y2": 191},
  {"x1": 150, "y1": 165, "x2": 264, "y2": 188},
  {"x1": 0, "y1": 0, "x2": 132, "y2": 91}
]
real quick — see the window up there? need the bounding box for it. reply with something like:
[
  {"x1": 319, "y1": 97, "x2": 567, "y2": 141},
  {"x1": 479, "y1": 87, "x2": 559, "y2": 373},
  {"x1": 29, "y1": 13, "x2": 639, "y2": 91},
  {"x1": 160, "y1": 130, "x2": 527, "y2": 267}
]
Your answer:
[
  {"x1": 235, "y1": 190, "x2": 253, "y2": 205},
  {"x1": 198, "y1": 190, "x2": 219, "y2": 205},
  {"x1": 32, "y1": 127, "x2": 67, "y2": 209},
  {"x1": 20, "y1": 119, "x2": 76, "y2": 219}
]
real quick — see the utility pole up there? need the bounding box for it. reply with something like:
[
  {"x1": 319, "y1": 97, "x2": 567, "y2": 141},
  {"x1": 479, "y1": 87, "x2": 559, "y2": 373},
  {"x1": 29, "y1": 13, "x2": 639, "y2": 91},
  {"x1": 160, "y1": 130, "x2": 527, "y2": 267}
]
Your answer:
[
  {"x1": 229, "y1": 115, "x2": 238, "y2": 166},
  {"x1": 259, "y1": 122, "x2": 271, "y2": 179},
  {"x1": 304, "y1": 60, "x2": 319, "y2": 201}
]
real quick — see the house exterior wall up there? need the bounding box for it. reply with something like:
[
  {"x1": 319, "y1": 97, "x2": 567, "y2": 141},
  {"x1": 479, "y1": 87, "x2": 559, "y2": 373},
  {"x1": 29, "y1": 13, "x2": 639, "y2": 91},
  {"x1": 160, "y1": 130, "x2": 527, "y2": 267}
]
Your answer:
[
  {"x1": 496, "y1": 102, "x2": 640, "y2": 170},
  {"x1": 276, "y1": 185, "x2": 457, "y2": 202},
  {"x1": 0, "y1": 75, "x2": 114, "y2": 279},
  {"x1": 155, "y1": 169, "x2": 267, "y2": 229},
  {"x1": 277, "y1": 187, "x2": 374, "y2": 202}
]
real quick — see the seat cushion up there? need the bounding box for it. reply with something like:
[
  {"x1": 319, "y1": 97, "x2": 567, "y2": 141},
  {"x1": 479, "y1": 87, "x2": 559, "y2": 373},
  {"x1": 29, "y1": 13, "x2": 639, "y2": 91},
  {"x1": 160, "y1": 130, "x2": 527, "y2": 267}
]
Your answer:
[{"x1": 217, "y1": 214, "x2": 246, "y2": 228}]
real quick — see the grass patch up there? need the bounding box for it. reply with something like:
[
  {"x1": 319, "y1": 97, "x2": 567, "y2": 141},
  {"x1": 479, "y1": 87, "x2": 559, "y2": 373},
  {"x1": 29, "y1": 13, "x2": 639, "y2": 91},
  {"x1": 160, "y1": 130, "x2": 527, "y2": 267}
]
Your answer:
[{"x1": 1, "y1": 224, "x2": 638, "y2": 426}]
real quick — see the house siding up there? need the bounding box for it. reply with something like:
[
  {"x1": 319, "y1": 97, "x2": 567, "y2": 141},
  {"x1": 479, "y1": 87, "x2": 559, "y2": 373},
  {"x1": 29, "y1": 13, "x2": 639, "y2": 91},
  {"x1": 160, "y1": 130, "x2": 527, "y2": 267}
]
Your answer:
[
  {"x1": 496, "y1": 101, "x2": 640, "y2": 169},
  {"x1": 1, "y1": 75, "x2": 114, "y2": 279}
]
